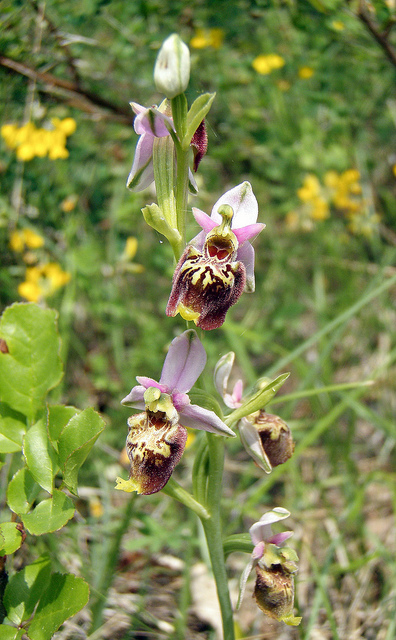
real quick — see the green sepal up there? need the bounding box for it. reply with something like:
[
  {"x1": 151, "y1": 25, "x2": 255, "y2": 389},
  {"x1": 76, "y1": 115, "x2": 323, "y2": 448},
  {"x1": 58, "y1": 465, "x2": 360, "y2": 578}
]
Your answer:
[
  {"x1": 182, "y1": 92, "x2": 216, "y2": 150},
  {"x1": 223, "y1": 533, "x2": 253, "y2": 558},
  {"x1": 142, "y1": 203, "x2": 182, "y2": 252},
  {"x1": 225, "y1": 373, "x2": 290, "y2": 426}
]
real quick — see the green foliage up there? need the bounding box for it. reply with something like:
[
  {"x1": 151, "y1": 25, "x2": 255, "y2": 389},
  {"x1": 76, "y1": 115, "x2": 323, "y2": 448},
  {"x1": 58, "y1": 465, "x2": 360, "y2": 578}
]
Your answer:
[
  {"x1": 2, "y1": 557, "x2": 89, "y2": 640},
  {"x1": 0, "y1": 303, "x2": 103, "y2": 634}
]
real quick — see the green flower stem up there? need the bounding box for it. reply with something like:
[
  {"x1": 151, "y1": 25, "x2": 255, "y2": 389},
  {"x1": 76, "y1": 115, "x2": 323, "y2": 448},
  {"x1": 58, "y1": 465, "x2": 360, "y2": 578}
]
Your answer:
[
  {"x1": 162, "y1": 476, "x2": 210, "y2": 520},
  {"x1": 171, "y1": 94, "x2": 189, "y2": 248},
  {"x1": 200, "y1": 433, "x2": 235, "y2": 640}
]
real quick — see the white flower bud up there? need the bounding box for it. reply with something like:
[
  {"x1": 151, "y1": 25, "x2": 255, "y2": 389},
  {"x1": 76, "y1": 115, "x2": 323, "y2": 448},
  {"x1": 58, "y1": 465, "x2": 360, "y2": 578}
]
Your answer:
[{"x1": 154, "y1": 34, "x2": 190, "y2": 99}]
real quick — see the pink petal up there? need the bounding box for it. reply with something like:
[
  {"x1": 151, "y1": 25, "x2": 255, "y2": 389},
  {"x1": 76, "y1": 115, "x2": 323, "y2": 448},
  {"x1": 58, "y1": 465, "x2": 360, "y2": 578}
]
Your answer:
[
  {"x1": 159, "y1": 330, "x2": 207, "y2": 393},
  {"x1": 121, "y1": 385, "x2": 146, "y2": 408},
  {"x1": 236, "y1": 242, "x2": 255, "y2": 292},
  {"x1": 179, "y1": 404, "x2": 236, "y2": 436},
  {"x1": 126, "y1": 133, "x2": 154, "y2": 191},
  {"x1": 192, "y1": 208, "x2": 218, "y2": 234},
  {"x1": 210, "y1": 182, "x2": 259, "y2": 227},
  {"x1": 234, "y1": 223, "x2": 265, "y2": 244},
  {"x1": 133, "y1": 106, "x2": 173, "y2": 138}
]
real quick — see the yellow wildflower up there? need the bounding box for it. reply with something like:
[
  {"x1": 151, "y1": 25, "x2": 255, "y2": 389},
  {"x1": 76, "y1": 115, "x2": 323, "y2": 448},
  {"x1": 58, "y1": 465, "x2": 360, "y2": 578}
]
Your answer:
[
  {"x1": 51, "y1": 117, "x2": 77, "y2": 136},
  {"x1": 88, "y1": 497, "x2": 104, "y2": 518},
  {"x1": 298, "y1": 66, "x2": 314, "y2": 79},
  {"x1": 1, "y1": 118, "x2": 76, "y2": 161},
  {"x1": 1, "y1": 124, "x2": 19, "y2": 148},
  {"x1": 392, "y1": 164, "x2": 396, "y2": 178},
  {"x1": 310, "y1": 197, "x2": 329, "y2": 220},
  {"x1": 325, "y1": 169, "x2": 362, "y2": 213},
  {"x1": 60, "y1": 195, "x2": 78, "y2": 212},
  {"x1": 190, "y1": 28, "x2": 224, "y2": 49},
  {"x1": 9, "y1": 228, "x2": 44, "y2": 252},
  {"x1": 124, "y1": 236, "x2": 138, "y2": 260},
  {"x1": 18, "y1": 280, "x2": 42, "y2": 303},
  {"x1": 18, "y1": 263, "x2": 71, "y2": 302},
  {"x1": 297, "y1": 175, "x2": 321, "y2": 201},
  {"x1": 332, "y1": 20, "x2": 345, "y2": 31},
  {"x1": 252, "y1": 54, "x2": 285, "y2": 75}
]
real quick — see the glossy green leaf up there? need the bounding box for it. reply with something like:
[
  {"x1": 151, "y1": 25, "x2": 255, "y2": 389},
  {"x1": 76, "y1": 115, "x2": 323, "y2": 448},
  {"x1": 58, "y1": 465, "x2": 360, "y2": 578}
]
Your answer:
[
  {"x1": 0, "y1": 304, "x2": 63, "y2": 422},
  {"x1": 58, "y1": 407, "x2": 105, "y2": 495},
  {"x1": 3, "y1": 556, "x2": 51, "y2": 625},
  {"x1": 0, "y1": 523, "x2": 23, "y2": 556},
  {"x1": 0, "y1": 626, "x2": 24, "y2": 640},
  {"x1": 225, "y1": 373, "x2": 290, "y2": 426},
  {"x1": 21, "y1": 490, "x2": 75, "y2": 535},
  {"x1": 0, "y1": 403, "x2": 25, "y2": 453},
  {"x1": 182, "y1": 92, "x2": 216, "y2": 150},
  {"x1": 23, "y1": 418, "x2": 57, "y2": 494},
  {"x1": 27, "y1": 573, "x2": 89, "y2": 640},
  {"x1": 7, "y1": 467, "x2": 41, "y2": 516},
  {"x1": 47, "y1": 405, "x2": 80, "y2": 451}
]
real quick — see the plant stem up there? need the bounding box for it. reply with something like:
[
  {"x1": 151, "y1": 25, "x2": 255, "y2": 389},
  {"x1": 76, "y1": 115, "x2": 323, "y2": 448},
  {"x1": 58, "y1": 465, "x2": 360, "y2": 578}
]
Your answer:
[
  {"x1": 200, "y1": 433, "x2": 235, "y2": 640},
  {"x1": 162, "y1": 477, "x2": 210, "y2": 520},
  {"x1": 171, "y1": 94, "x2": 189, "y2": 247}
]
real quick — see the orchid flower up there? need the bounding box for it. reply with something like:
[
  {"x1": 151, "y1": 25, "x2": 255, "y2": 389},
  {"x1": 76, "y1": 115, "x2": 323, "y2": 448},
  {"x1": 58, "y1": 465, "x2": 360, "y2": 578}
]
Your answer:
[
  {"x1": 213, "y1": 351, "x2": 243, "y2": 409},
  {"x1": 166, "y1": 182, "x2": 265, "y2": 330},
  {"x1": 214, "y1": 352, "x2": 294, "y2": 472},
  {"x1": 126, "y1": 102, "x2": 200, "y2": 193},
  {"x1": 116, "y1": 330, "x2": 235, "y2": 495},
  {"x1": 238, "y1": 508, "x2": 301, "y2": 626},
  {"x1": 191, "y1": 181, "x2": 265, "y2": 292}
]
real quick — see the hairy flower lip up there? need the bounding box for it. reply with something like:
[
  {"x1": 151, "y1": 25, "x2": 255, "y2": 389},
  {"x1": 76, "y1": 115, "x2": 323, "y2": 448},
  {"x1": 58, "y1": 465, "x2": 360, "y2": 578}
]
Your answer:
[{"x1": 121, "y1": 330, "x2": 235, "y2": 438}]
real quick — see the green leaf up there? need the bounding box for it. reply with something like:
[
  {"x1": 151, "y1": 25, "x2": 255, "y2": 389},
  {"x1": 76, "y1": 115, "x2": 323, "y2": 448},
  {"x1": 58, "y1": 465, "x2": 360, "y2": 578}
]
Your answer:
[
  {"x1": 27, "y1": 573, "x2": 89, "y2": 640},
  {"x1": 225, "y1": 373, "x2": 290, "y2": 426},
  {"x1": 21, "y1": 490, "x2": 75, "y2": 535},
  {"x1": 58, "y1": 407, "x2": 105, "y2": 495},
  {"x1": 0, "y1": 627, "x2": 24, "y2": 640},
  {"x1": 0, "y1": 523, "x2": 23, "y2": 555},
  {"x1": 47, "y1": 405, "x2": 80, "y2": 450},
  {"x1": 3, "y1": 556, "x2": 51, "y2": 625},
  {"x1": 0, "y1": 304, "x2": 63, "y2": 422},
  {"x1": 182, "y1": 92, "x2": 216, "y2": 150},
  {"x1": 0, "y1": 403, "x2": 25, "y2": 453},
  {"x1": 23, "y1": 418, "x2": 57, "y2": 494},
  {"x1": 7, "y1": 467, "x2": 41, "y2": 516}
]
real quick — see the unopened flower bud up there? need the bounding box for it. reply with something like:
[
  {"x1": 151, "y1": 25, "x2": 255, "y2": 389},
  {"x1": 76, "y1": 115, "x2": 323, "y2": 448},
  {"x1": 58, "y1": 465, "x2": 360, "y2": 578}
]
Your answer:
[
  {"x1": 239, "y1": 410, "x2": 294, "y2": 473},
  {"x1": 154, "y1": 34, "x2": 190, "y2": 99}
]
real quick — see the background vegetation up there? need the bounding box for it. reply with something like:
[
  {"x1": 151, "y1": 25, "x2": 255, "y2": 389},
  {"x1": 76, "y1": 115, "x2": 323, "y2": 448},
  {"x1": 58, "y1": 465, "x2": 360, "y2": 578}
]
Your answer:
[{"x1": 1, "y1": 0, "x2": 395, "y2": 638}]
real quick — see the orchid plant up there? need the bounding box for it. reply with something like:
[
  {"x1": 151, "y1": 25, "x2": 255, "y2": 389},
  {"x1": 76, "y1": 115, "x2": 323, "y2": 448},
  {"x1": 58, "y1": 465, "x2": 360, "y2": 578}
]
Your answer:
[{"x1": 118, "y1": 33, "x2": 301, "y2": 637}]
